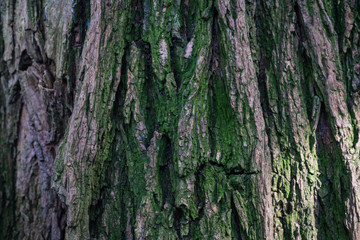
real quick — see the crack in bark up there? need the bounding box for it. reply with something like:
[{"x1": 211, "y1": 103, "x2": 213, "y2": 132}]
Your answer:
[
  {"x1": 174, "y1": 207, "x2": 183, "y2": 240},
  {"x1": 231, "y1": 195, "x2": 242, "y2": 240},
  {"x1": 160, "y1": 135, "x2": 175, "y2": 208}
]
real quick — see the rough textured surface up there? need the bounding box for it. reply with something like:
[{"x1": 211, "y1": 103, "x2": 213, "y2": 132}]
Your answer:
[{"x1": 1, "y1": 0, "x2": 360, "y2": 239}]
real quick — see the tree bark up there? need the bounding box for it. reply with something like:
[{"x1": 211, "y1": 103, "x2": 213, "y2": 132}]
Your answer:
[{"x1": 1, "y1": 0, "x2": 359, "y2": 239}]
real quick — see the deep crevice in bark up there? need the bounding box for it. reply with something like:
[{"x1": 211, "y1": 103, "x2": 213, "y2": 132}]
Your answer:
[
  {"x1": 19, "y1": 50, "x2": 32, "y2": 71},
  {"x1": 89, "y1": 187, "x2": 106, "y2": 238},
  {"x1": 254, "y1": 0, "x2": 283, "y2": 140},
  {"x1": 192, "y1": 167, "x2": 205, "y2": 235},
  {"x1": 112, "y1": 45, "x2": 130, "y2": 122},
  {"x1": 57, "y1": 199, "x2": 67, "y2": 240},
  {"x1": 254, "y1": 0, "x2": 273, "y2": 139},
  {"x1": 174, "y1": 207, "x2": 183, "y2": 240},
  {"x1": 170, "y1": 37, "x2": 183, "y2": 90},
  {"x1": 64, "y1": 0, "x2": 91, "y2": 113},
  {"x1": 231, "y1": 195, "x2": 242, "y2": 240},
  {"x1": 141, "y1": 40, "x2": 157, "y2": 147},
  {"x1": 159, "y1": 135, "x2": 175, "y2": 207},
  {"x1": 71, "y1": 0, "x2": 90, "y2": 50},
  {"x1": 208, "y1": 5, "x2": 220, "y2": 162},
  {"x1": 333, "y1": 0, "x2": 345, "y2": 52},
  {"x1": 315, "y1": 102, "x2": 351, "y2": 239},
  {"x1": 180, "y1": 0, "x2": 192, "y2": 41}
]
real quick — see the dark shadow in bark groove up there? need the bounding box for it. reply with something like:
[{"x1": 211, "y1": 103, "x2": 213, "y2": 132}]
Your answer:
[
  {"x1": 174, "y1": 207, "x2": 183, "y2": 240},
  {"x1": 64, "y1": 0, "x2": 90, "y2": 113},
  {"x1": 257, "y1": 0, "x2": 291, "y2": 127},
  {"x1": 315, "y1": 103, "x2": 351, "y2": 240},
  {"x1": 71, "y1": 0, "x2": 90, "y2": 50},
  {"x1": 333, "y1": 0, "x2": 345, "y2": 52},
  {"x1": 208, "y1": 6, "x2": 221, "y2": 161},
  {"x1": 89, "y1": 187, "x2": 105, "y2": 238},
  {"x1": 57, "y1": 200, "x2": 67, "y2": 240},
  {"x1": 159, "y1": 135, "x2": 175, "y2": 207},
  {"x1": 19, "y1": 50, "x2": 32, "y2": 71},
  {"x1": 138, "y1": 40, "x2": 156, "y2": 148},
  {"x1": 254, "y1": 0, "x2": 276, "y2": 146},
  {"x1": 254, "y1": 4, "x2": 272, "y2": 126},
  {"x1": 133, "y1": 0, "x2": 156, "y2": 144},
  {"x1": 112, "y1": 43, "x2": 130, "y2": 121},
  {"x1": 192, "y1": 167, "x2": 205, "y2": 234},
  {"x1": 170, "y1": 37, "x2": 183, "y2": 90},
  {"x1": 180, "y1": 0, "x2": 193, "y2": 41},
  {"x1": 231, "y1": 195, "x2": 242, "y2": 240}
]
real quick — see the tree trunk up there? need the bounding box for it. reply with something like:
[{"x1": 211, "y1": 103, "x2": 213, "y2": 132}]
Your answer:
[{"x1": 1, "y1": 0, "x2": 359, "y2": 239}]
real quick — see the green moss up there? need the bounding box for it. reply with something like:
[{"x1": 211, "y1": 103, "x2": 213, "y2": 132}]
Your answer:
[{"x1": 315, "y1": 136, "x2": 351, "y2": 240}]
